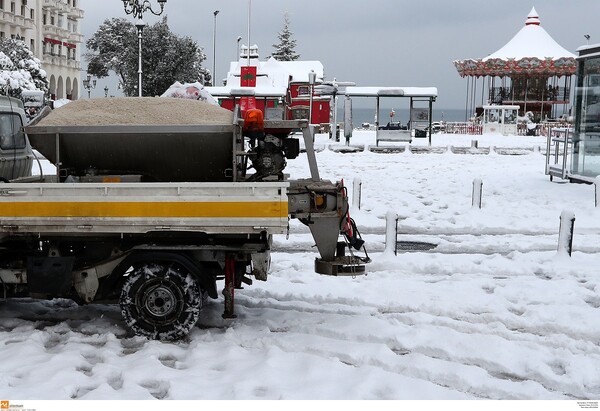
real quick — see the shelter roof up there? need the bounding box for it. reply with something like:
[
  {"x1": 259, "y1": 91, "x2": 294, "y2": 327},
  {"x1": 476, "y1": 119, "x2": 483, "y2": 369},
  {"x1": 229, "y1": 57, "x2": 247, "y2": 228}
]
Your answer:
[{"x1": 344, "y1": 87, "x2": 438, "y2": 98}]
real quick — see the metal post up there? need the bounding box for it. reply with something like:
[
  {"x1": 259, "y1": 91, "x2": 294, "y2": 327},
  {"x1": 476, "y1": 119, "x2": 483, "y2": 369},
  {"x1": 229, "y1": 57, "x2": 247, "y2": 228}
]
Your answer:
[
  {"x1": 352, "y1": 177, "x2": 362, "y2": 210},
  {"x1": 472, "y1": 178, "x2": 483, "y2": 208},
  {"x1": 222, "y1": 254, "x2": 237, "y2": 319},
  {"x1": 308, "y1": 70, "x2": 316, "y2": 125},
  {"x1": 136, "y1": 20, "x2": 144, "y2": 97},
  {"x1": 212, "y1": 10, "x2": 219, "y2": 86},
  {"x1": 385, "y1": 210, "x2": 397, "y2": 255},
  {"x1": 595, "y1": 176, "x2": 600, "y2": 207},
  {"x1": 558, "y1": 210, "x2": 576, "y2": 257},
  {"x1": 122, "y1": 1, "x2": 167, "y2": 97}
]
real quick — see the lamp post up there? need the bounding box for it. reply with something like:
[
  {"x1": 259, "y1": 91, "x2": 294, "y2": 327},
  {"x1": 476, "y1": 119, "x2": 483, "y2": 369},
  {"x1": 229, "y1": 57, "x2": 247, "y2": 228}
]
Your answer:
[
  {"x1": 82, "y1": 74, "x2": 96, "y2": 99},
  {"x1": 308, "y1": 70, "x2": 316, "y2": 125},
  {"x1": 104, "y1": 86, "x2": 109, "y2": 98},
  {"x1": 212, "y1": 10, "x2": 219, "y2": 86},
  {"x1": 122, "y1": 0, "x2": 167, "y2": 97}
]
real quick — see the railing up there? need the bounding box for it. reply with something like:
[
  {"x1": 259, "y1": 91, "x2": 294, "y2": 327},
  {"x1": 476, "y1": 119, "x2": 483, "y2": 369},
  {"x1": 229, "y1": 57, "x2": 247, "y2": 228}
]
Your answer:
[
  {"x1": 441, "y1": 121, "x2": 572, "y2": 136},
  {"x1": 444, "y1": 122, "x2": 483, "y2": 135},
  {"x1": 489, "y1": 86, "x2": 571, "y2": 104}
]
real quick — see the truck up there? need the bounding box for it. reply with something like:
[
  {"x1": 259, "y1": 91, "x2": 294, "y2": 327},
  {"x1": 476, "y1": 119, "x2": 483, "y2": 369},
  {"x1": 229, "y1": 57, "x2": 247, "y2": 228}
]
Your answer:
[
  {"x1": 0, "y1": 96, "x2": 34, "y2": 181},
  {"x1": 0, "y1": 97, "x2": 368, "y2": 340}
]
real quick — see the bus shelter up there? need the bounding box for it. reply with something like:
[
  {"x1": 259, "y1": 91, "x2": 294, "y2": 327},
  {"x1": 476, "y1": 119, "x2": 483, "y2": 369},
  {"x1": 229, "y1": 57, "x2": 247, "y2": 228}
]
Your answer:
[{"x1": 344, "y1": 87, "x2": 438, "y2": 145}]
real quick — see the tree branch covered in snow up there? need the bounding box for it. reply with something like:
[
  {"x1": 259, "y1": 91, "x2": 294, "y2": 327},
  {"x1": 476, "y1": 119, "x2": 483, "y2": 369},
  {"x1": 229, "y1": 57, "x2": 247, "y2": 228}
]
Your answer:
[{"x1": 0, "y1": 38, "x2": 48, "y2": 99}]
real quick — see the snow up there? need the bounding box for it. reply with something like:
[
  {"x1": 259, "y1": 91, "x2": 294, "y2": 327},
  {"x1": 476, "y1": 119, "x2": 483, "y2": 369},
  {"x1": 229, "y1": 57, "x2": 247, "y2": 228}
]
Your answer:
[{"x1": 3, "y1": 130, "x2": 600, "y2": 401}]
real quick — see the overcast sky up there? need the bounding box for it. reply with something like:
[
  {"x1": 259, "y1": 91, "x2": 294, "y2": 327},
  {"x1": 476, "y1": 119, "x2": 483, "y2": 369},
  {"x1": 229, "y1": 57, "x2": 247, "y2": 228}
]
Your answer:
[{"x1": 80, "y1": 0, "x2": 598, "y2": 109}]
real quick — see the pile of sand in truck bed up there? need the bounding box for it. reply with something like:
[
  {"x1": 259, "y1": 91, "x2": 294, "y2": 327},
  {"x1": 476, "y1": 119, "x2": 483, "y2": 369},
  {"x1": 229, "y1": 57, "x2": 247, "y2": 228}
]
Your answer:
[{"x1": 34, "y1": 97, "x2": 234, "y2": 127}]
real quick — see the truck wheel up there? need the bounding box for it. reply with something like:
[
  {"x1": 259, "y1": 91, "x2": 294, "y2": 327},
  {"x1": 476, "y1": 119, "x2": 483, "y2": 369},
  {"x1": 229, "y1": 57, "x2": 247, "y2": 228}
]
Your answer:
[{"x1": 119, "y1": 262, "x2": 202, "y2": 340}]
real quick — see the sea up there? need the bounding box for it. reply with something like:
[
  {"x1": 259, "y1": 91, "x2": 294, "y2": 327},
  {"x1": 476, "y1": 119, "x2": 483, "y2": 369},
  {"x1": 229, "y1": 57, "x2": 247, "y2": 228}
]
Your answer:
[{"x1": 339, "y1": 107, "x2": 467, "y2": 127}]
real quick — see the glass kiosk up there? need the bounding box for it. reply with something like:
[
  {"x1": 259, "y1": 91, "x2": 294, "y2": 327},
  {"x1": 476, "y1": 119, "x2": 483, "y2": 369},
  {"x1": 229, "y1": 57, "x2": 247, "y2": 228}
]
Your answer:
[
  {"x1": 482, "y1": 105, "x2": 519, "y2": 136},
  {"x1": 572, "y1": 44, "x2": 600, "y2": 181}
]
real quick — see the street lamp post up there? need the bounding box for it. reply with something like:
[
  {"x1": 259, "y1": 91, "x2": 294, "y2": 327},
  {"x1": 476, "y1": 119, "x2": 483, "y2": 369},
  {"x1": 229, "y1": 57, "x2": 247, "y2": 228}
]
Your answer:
[
  {"x1": 122, "y1": 0, "x2": 167, "y2": 97},
  {"x1": 82, "y1": 74, "x2": 96, "y2": 99},
  {"x1": 308, "y1": 70, "x2": 316, "y2": 125},
  {"x1": 212, "y1": 10, "x2": 219, "y2": 86}
]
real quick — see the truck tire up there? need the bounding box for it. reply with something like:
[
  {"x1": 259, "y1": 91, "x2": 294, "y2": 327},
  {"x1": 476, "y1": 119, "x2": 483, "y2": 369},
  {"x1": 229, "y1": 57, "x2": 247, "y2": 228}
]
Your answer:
[{"x1": 120, "y1": 262, "x2": 202, "y2": 340}]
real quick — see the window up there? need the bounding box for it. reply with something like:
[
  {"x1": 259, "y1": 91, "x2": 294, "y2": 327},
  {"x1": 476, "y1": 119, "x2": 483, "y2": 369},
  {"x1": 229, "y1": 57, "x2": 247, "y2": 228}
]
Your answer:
[
  {"x1": 297, "y1": 86, "x2": 310, "y2": 96},
  {"x1": 0, "y1": 1, "x2": 4, "y2": 10},
  {"x1": 0, "y1": 32, "x2": 4, "y2": 38},
  {"x1": 30, "y1": 39, "x2": 34, "y2": 52},
  {"x1": 10, "y1": 2, "x2": 15, "y2": 13},
  {"x1": 0, "y1": 114, "x2": 26, "y2": 150},
  {"x1": 29, "y1": 8, "x2": 33, "y2": 19}
]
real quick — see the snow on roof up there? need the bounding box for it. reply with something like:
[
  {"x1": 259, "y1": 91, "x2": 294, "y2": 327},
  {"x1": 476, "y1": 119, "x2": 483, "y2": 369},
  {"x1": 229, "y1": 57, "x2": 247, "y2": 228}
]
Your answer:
[
  {"x1": 345, "y1": 86, "x2": 438, "y2": 98},
  {"x1": 213, "y1": 46, "x2": 325, "y2": 97},
  {"x1": 206, "y1": 86, "x2": 287, "y2": 98},
  {"x1": 483, "y1": 7, "x2": 575, "y2": 61}
]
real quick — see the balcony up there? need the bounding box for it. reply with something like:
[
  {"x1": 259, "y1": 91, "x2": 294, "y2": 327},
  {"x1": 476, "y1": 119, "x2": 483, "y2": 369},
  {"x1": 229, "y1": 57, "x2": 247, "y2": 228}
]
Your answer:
[
  {"x1": 68, "y1": 32, "x2": 84, "y2": 43},
  {"x1": 67, "y1": 7, "x2": 84, "y2": 19},
  {"x1": 23, "y1": 17, "x2": 35, "y2": 29},
  {"x1": 43, "y1": 0, "x2": 60, "y2": 11},
  {"x1": 43, "y1": 24, "x2": 59, "y2": 36},
  {"x1": 0, "y1": 11, "x2": 26, "y2": 28}
]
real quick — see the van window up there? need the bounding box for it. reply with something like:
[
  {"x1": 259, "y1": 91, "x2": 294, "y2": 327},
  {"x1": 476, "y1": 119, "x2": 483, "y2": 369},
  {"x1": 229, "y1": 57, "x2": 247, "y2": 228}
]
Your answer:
[{"x1": 0, "y1": 113, "x2": 26, "y2": 150}]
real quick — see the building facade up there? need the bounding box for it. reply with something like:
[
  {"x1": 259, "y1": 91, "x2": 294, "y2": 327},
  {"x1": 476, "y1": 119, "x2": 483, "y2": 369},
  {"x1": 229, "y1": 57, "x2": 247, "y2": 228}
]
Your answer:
[{"x1": 0, "y1": 0, "x2": 84, "y2": 100}]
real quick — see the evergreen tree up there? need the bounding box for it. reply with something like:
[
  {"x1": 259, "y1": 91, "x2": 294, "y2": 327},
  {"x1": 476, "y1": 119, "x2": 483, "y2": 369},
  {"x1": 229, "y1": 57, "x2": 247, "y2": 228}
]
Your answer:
[
  {"x1": 0, "y1": 38, "x2": 48, "y2": 99},
  {"x1": 271, "y1": 13, "x2": 300, "y2": 61},
  {"x1": 86, "y1": 17, "x2": 211, "y2": 97}
]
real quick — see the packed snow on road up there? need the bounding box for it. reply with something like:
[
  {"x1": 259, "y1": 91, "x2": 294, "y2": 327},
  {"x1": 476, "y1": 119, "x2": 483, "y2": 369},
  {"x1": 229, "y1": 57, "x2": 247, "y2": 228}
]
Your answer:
[{"x1": 1, "y1": 130, "x2": 599, "y2": 400}]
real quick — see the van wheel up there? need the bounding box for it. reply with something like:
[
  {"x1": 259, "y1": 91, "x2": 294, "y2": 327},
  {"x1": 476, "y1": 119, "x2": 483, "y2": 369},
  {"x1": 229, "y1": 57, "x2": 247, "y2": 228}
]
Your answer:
[{"x1": 120, "y1": 262, "x2": 202, "y2": 340}]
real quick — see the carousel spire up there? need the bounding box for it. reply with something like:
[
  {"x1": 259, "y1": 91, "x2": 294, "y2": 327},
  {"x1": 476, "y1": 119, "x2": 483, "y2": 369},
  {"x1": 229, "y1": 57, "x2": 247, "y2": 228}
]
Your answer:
[{"x1": 525, "y1": 7, "x2": 541, "y2": 26}]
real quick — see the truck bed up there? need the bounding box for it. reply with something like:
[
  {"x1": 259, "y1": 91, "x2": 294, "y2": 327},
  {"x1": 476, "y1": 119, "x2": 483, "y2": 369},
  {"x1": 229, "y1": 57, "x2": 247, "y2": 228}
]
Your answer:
[{"x1": 0, "y1": 182, "x2": 289, "y2": 235}]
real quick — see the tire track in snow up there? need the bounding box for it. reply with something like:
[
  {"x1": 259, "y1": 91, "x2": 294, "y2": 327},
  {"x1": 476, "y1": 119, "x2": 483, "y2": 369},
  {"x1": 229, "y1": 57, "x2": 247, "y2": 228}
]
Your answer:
[{"x1": 231, "y1": 290, "x2": 599, "y2": 399}]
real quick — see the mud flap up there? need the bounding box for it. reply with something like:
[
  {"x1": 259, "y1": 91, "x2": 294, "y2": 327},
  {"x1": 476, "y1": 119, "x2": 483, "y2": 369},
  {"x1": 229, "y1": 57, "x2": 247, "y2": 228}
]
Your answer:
[{"x1": 27, "y1": 257, "x2": 75, "y2": 297}]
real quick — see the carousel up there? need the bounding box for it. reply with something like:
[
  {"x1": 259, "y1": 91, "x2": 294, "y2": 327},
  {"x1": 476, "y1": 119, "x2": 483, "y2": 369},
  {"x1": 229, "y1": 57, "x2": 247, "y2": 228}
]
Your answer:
[{"x1": 454, "y1": 7, "x2": 577, "y2": 122}]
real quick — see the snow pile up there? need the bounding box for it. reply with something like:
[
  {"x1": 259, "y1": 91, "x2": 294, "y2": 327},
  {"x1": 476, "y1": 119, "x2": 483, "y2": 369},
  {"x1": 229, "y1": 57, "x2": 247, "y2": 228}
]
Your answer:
[
  {"x1": 160, "y1": 81, "x2": 218, "y2": 105},
  {"x1": 2, "y1": 131, "x2": 600, "y2": 400}
]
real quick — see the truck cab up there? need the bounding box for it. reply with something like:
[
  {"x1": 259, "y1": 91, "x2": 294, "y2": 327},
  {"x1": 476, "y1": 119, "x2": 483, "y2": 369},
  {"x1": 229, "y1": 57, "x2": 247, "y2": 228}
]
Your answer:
[{"x1": 0, "y1": 96, "x2": 33, "y2": 181}]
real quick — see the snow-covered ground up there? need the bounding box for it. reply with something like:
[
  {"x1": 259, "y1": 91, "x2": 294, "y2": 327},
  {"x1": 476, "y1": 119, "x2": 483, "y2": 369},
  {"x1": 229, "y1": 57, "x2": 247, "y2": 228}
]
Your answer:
[{"x1": 2, "y1": 130, "x2": 600, "y2": 400}]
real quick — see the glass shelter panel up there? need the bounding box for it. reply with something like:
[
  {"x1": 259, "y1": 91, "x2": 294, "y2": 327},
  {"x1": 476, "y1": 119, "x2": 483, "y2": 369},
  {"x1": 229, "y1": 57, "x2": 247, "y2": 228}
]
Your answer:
[
  {"x1": 572, "y1": 54, "x2": 600, "y2": 178},
  {"x1": 504, "y1": 109, "x2": 517, "y2": 124}
]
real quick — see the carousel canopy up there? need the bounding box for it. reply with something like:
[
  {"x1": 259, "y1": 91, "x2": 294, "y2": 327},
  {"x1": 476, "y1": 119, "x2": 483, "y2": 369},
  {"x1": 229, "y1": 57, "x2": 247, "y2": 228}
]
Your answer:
[{"x1": 454, "y1": 7, "x2": 576, "y2": 78}]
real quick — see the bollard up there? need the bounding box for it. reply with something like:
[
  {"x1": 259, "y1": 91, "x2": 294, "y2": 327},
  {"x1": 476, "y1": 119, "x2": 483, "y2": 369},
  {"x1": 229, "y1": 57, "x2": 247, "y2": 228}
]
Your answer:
[
  {"x1": 595, "y1": 176, "x2": 600, "y2": 207},
  {"x1": 352, "y1": 177, "x2": 362, "y2": 210},
  {"x1": 385, "y1": 210, "x2": 398, "y2": 256},
  {"x1": 557, "y1": 210, "x2": 576, "y2": 257},
  {"x1": 472, "y1": 178, "x2": 483, "y2": 208}
]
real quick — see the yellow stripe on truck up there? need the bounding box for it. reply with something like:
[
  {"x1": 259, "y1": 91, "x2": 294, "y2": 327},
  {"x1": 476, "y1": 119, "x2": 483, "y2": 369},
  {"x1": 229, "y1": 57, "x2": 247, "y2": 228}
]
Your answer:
[{"x1": 0, "y1": 201, "x2": 288, "y2": 218}]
